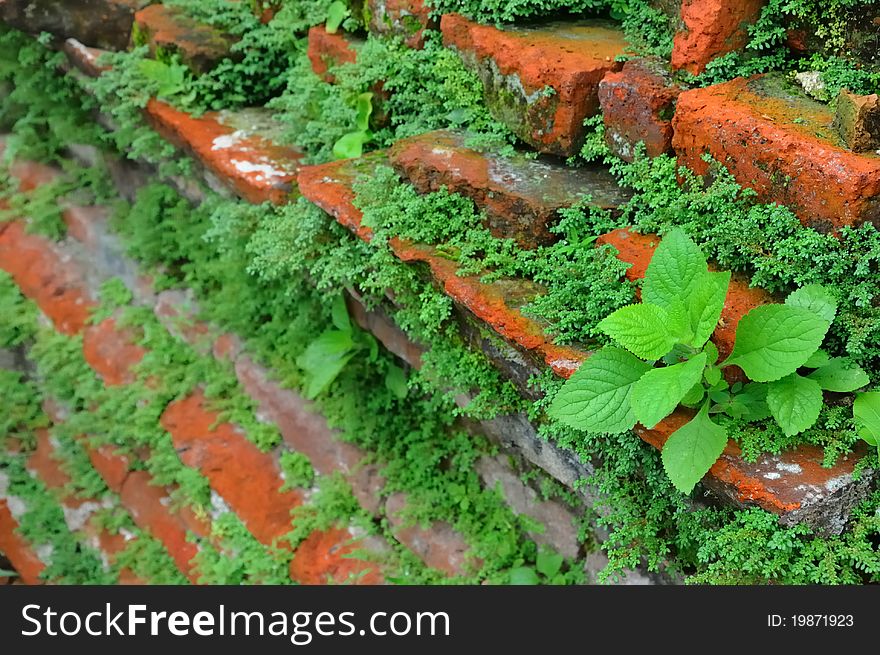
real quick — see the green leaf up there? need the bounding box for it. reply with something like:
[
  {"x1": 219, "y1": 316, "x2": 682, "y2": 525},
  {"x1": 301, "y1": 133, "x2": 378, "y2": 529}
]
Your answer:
[
  {"x1": 723, "y1": 305, "x2": 830, "y2": 382},
  {"x1": 509, "y1": 567, "x2": 540, "y2": 585},
  {"x1": 355, "y1": 92, "x2": 373, "y2": 131},
  {"x1": 535, "y1": 548, "x2": 564, "y2": 579},
  {"x1": 722, "y1": 382, "x2": 771, "y2": 421},
  {"x1": 138, "y1": 59, "x2": 186, "y2": 98},
  {"x1": 803, "y1": 348, "x2": 830, "y2": 368},
  {"x1": 766, "y1": 374, "x2": 823, "y2": 436},
  {"x1": 680, "y1": 382, "x2": 705, "y2": 407},
  {"x1": 643, "y1": 228, "x2": 708, "y2": 310},
  {"x1": 785, "y1": 284, "x2": 838, "y2": 323},
  {"x1": 547, "y1": 347, "x2": 652, "y2": 433},
  {"x1": 384, "y1": 364, "x2": 408, "y2": 400},
  {"x1": 807, "y1": 358, "x2": 869, "y2": 392},
  {"x1": 631, "y1": 352, "x2": 707, "y2": 428},
  {"x1": 296, "y1": 330, "x2": 355, "y2": 399},
  {"x1": 703, "y1": 340, "x2": 719, "y2": 364},
  {"x1": 332, "y1": 130, "x2": 369, "y2": 159},
  {"x1": 331, "y1": 295, "x2": 351, "y2": 332},
  {"x1": 854, "y1": 392, "x2": 880, "y2": 443},
  {"x1": 703, "y1": 365, "x2": 721, "y2": 387},
  {"x1": 597, "y1": 303, "x2": 681, "y2": 360},
  {"x1": 661, "y1": 402, "x2": 728, "y2": 494},
  {"x1": 858, "y1": 427, "x2": 878, "y2": 447},
  {"x1": 685, "y1": 271, "x2": 730, "y2": 348},
  {"x1": 325, "y1": 1, "x2": 348, "y2": 32}
]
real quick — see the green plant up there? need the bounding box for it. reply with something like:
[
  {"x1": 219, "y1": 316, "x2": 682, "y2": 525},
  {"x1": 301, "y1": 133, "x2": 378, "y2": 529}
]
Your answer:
[
  {"x1": 549, "y1": 229, "x2": 869, "y2": 493},
  {"x1": 332, "y1": 92, "x2": 373, "y2": 159},
  {"x1": 507, "y1": 546, "x2": 567, "y2": 585},
  {"x1": 853, "y1": 392, "x2": 880, "y2": 466}
]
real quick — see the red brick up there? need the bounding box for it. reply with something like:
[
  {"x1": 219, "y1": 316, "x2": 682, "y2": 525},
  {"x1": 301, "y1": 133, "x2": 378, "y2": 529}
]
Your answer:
[
  {"x1": 290, "y1": 528, "x2": 385, "y2": 585},
  {"x1": 161, "y1": 391, "x2": 304, "y2": 545},
  {"x1": 367, "y1": 0, "x2": 435, "y2": 49},
  {"x1": 82, "y1": 317, "x2": 147, "y2": 386},
  {"x1": 307, "y1": 25, "x2": 359, "y2": 82},
  {"x1": 145, "y1": 100, "x2": 303, "y2": 205},
  {"x1": 673, "y1": 75, "x2": 880, "y2": 231},
  {"x1": 86, "y1": 444, "x2": 131, "y2": 494},
  {"x1": 0, "y1": 500, "x2": 44, "y2": 585},
  {"x1": 389, "y1": 129, "x2": 630, "y2": 248},
  {"x1": 598, "y1": 58, "x2": 682, "y2": 160},
  {"x1": 385, "y1": 492, "x2": 473, "y2": 576},
  {"x1": 441, "y1": 14, "x2": 627, "y2": 156},
  {"x1": 0, "y1": 221, "x2": 94, "y2": 334},
  {"x1": 133, "y1": 4, "x2": 235, "y2": 74},
  {"x1": 671, "y1": 0, "x2": 765, "y2": 75},
  {"x1": 212, "y1": 332, "x2": 244, "y2": 362},
  {"x1": 297, "y1": 156, "x2": 589, "y2": 378},
  {"x1": 233, "y1": 354, "x2": 386, "y2": 514},
  {"x1": 63, "y1": 38, "x2": 112, "y2": 76}
]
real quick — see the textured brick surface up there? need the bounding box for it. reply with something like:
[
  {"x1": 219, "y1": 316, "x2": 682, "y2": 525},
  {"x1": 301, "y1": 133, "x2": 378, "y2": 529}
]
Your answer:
[
  {"x1": 834, "y1": 89, "x2": 880, "y2": 153},
  {"x1": 598, "y1": 58, "x2": 682, "y2": 160},
  {"x1": 0, "y1": 499, "x2": 45, "y2": 585},
  {"x1": 82, "y1": 317, "x2": 147, "y2": 386},
  {"x1": 290, "y1": 528, "x2": 385, "y2": 585},
  {"x1": 671, "y1": 0, "x2": 765, "y2": 74},
  {"x1": 390, "y1": 130, "x2": 630, "y2": 248},
  {"x1": 307, "y1": 25, "x2": 359, "y2": 82},
  {"x1": 367, "y1": 0, "x2": 435, "y2": 48},
  {"x1": 673, "y1": 75, "x2": 880, "y2": 231},
  {"x1": 441, "y1": 14, "x2": 627, "y2": 156},
  {"x1": 0, "y1": 0, "x2": 149, "y2": 50},
  {"x1": 134, "y1": 4, "x2": 235, "y2": 74}
]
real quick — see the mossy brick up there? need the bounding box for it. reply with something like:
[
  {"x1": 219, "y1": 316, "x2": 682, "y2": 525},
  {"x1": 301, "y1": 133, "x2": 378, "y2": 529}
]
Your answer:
[
  {"x1": 307, "y1": 25, "x2": 361, "y2": 83},
  {"x1": 145, "y1": 101, "x2": 304, "y2": 205},
  {"x1": 834, "y1": 90, "x2": 880, "y2": 153},
  {"x1": 389, "y1": 129, "x2": 631, "y2": 248},
  {"x1": 0, "y1": 0, "x2": 150, "y2": 50},
  {"x1": 133, "y1": 4, "x2": 236, "y2": 75},
  {"x1": 786, "y1": 4, "x2": 880, "y2": 67},
  {"x1": 0, "y1": 499, "x2": 45, "y2": 585},
  {"x1": 598, "y1": 58, "x2": 682, "y2": 160},
  {"x1": 671, "y1": 0, "x2": 766, "y2": 75},
  {"x1": 366, "y1": 0, "x2": 435, "y2": 49},
  {"x1": 441, "y1": 14, "x2": 628, "y2": 157},
  {"x1": 673, "y1": 74, "x2": 880, "y2": 231},
  {"x1": 290, "y1": 527, "x2": 386, "y2": 585}
]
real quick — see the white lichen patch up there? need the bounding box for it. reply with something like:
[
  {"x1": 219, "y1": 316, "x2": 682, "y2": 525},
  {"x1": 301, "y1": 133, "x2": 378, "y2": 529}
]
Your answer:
[
  {"x1": 230, "y1": 158, "x2": 293, "y2": 182},
  {"x1": 763, "y1": 472, "x2": 781, "y2": 480},
  {"x1": 211, "y1": 130, "x2": 248, "y2": 151},
  {"x1": 775, "y1": 461, "x2": 803, "y2": 475},
  {"x1": 61, "y1": 498, "x2": 112, "y2": 533},
  {"x1": 209, "y1": 489, "x2": 232, "y2": 521},
  {"x1": 824, "y1": 474, "x2": 851, "y2": 493}
]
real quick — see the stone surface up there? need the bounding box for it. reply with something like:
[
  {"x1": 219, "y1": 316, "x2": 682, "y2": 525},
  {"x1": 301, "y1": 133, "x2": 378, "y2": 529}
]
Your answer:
[
  {"x1": 786, "y1": 5, "x2": 880, "y2": 67},
  {"x1": 367, "y1": 0, "x2": 435, "y2": 48},
  {"x1": 673, "y1": 74, "x2": 880, "y2": 231},
  {"x1": 133, "y1": 4, "x2": 236, "y2": 74},
  {"x1": 834, "y1": 89, "x2": 880, "y2": 153},
  {"x1": 598, "y1": 58, "x2": 682, "y2": 160},
  {"x1": 671, "y1": 0, "x2": 765, "y2": 74},
  {"x1": 145, "y1": 101, "x2": 304, "y2": 205},
  {"x1": 389, "y1": 130, "x2": 630, "y2": 248},
  {"x1": 307, "y1": 25, "x2": 360, "y2": 82},
  {"x1": 0, "y1": 0, "x2": 149, "y2": 50},
  {"x1": 441, "y1": 14, "x2": 628, "y2": 156}
]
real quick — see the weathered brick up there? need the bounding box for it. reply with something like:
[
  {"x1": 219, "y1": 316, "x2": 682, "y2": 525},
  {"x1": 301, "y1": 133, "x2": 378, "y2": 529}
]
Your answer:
[
  {"x1": 0, "y1": 0, "x2": 149, "y2": 50},
  {"x1": 133, "y1": 4, "x2": 236, "y2": 74},
  {"x1": 154, "y1": 289, "x2": 213, "y2": 354},
  {"x1": 290, "y1": 527, "x2": 385, "y2": 585},
  {"x1": 598, "y1": 58, "x2": 682, "y2": 160},
  {"x1": 671, "y1": 0, "x2": 765, "y2": 74},
  {"x1": 145, "y1": 100, "x2": 303, "y2": 205},
  {"x1": 0, "y1": 499, "x2": 44, "y2": 585},
  {"x1": 834, "y1": 89, "x2": 880, "y2": 153},
  {"x1": 441, "y1": 14, "x2": 628, "y2": 156},
  {"x1": 161, "y1": 391, "x2": 304, "y2": 546},
  {"x1": 63, "y1": 38, "x2": 112, "y2": 77},
  {"x1": 82, "y1": 317, "x2": 147, "y2": 386},
  {"x1": 673, "y1": 75, "x2": 880, "y2": 231},
  {"x1": 0, "y1": 221, "x2": 94, "y2": 334},
  {"x1": 307, "y1": 25, "x2": 359, "y2": 82},
  {"x1": 233, "y1": 354, "x2": 386, "y2": 515},
  {"x1": 367, "y1": 0, "x2": 435, "y2": 48},
  {"x1": 389, "y1": 130, "x2": 630, "y2": 248}
]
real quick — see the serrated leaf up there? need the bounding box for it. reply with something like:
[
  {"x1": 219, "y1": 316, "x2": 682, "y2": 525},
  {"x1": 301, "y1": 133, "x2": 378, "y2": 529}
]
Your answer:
[
  {"x1": 703, "y1": 340, "x2": 719, "y2": 364},
  {"x1": 854, "y1": 392, "x2": 880, "y2": 443},
  {"x1": 631, "y1": 352, "x2": 707, "y2": 428},
  {"x1": 785, "y1": 284, "x2": 838, "y2": 323},
  {"x1": 597, "y1": 303, "x2": 681, "y2": 360},
  {"x1": 643, "y1": 228, "x2": 708, "y2": 310},
  {"x1": 766, "y1": 374, "x2": 823, "y2": 436},
  {"x1": 325, "y1": 0, "x2": 348, "y2": 32},
  {"x1": 661, "y1": 402, "x2": 727, "y2": 494},
  {"x1": 803, "y1": 348, "x2": 830, "y2": 368},
  {"x1": 723, "y1": 305, "x2": 830, "y2": 382},
  {"x1": 724, "y1": 382, "x2": 771, "y2": 421},
  {"x1": 686, "y1": 270, "x2": 730, "y2": 347},
  {"x1": 547, "y1": 347, "x2": 652, "y2": 433},
  {"x1": 704, "y1": 365, "x2": 721, "y2": 387},
  {"x1": 807, "y1": 358, "x2": 869, "y2": 392},
  {"x1": 681, "y1": 382, "x2": 705, "y2": 407}
]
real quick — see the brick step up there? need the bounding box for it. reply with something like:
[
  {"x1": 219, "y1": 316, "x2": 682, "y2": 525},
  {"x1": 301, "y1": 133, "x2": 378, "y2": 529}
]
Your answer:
[
  {"x1": 307, "y1": 25, "x2": 361, "y2": 82},
  {"x1": 673, "y1": 74, "x2": 880, "y2": 232},
  {"x1": 133, "y1": 4, "x2": 236, "y2": 74},
  {"x1": 0, "y1": 0, "x2": 149, "y2": 51},
  {"x1": 296, "y1": 151, "x2": 875, "y2": 534},
  {"x1": 389, "y1": 129, "x2": 631, "y2": 249},
  {"x1": 440, "y1": 14, "x2": 628, "y2": 156},
  {"x1": 669, "y1": 0, "x2": 765, "y2": 74},
  {"x1": 0, "y1": 494, "x2": 46, "y2": 585}
]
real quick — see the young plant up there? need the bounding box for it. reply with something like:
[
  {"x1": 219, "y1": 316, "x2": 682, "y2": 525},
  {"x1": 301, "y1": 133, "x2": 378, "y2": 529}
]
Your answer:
[
  {"x1": 549, "y1": 228, "x2": 869, "y2": 493},
  {"x1": 332, "y1": 92, "x2": 373, "y2": 159},
  {"x1": 854, "y1": 392, "x2": 880, "y2": 467}
]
